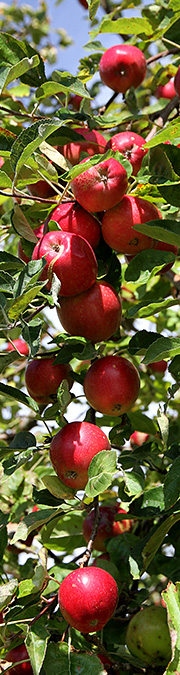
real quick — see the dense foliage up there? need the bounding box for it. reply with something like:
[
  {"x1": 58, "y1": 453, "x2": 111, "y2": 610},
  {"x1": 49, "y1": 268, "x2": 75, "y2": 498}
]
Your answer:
[{"x1": 1, "y1": 1, "x2": 180, "y2": 674}]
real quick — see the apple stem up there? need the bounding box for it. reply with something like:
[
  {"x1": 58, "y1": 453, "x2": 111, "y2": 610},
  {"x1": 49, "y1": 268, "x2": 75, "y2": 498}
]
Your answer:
[{"x1": 79, "y1": 496, "x2": 100, "y2": 567}]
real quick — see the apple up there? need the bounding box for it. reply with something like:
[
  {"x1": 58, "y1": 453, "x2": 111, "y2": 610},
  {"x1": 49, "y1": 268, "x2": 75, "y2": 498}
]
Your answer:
[
  {"x1": 25, "y1": 355, "x2": 73, "y2": 405},
  {"x1": 83, "y1": 503, "x2": 132, "y2": 551},
  {"x1": 18, "y1": 224, "x2": 45, "y2": 264},
  {"x1": 126, "y1": 605, "x2": 171, "y2": 666},
  {"x1": 57, "y1": 280, "x2": 122, "y2": 342},
  {"x1": 155, "y1": 79, "x2": 176, "y2": 99},
  {"x1": 0, "y1": 156, "x2": 4, "y2": 168},
  {"x1": 32, "y1": 230, "x2": 98, "y2": 295},
  {"x1": 71, "y1": 158, "x2": 128, "y2": 213},
  {"x1": 28, "y1": 180, "x2": 55, "y2": 199},
  {"x1": 5, "y1": 643, "x2": 32, "y2": 675},
  {"x1": 99, "y1": 45, "x2": 146, "y2": 94},
  {"x1": 49, "y1": 202, "x2": 101, "y2": 249},
  {"x1": 174, "y1": 66, "x2": 180, "y2": 97},
  {"x1": 68, "y1": 94, "x2": 84, "y2": 110},
  {"x1": 50, "y1": 421, "x2": 111, "y2": 490},
  {"x1": 101, "y1": 195, "x2": 161, "y2": 254},
  {"x1": 105, "y1": 131, "x2": 148, "y2": 176},
  {"x1": 58, "y1": 566, "x2": 118, "y2": 632},
  {"x1": 148, "y1": 360, "x2": 167, "y2": 374},
  {"x1": 83, "y1": 355, "x2": 140, "y2": 416},
  {"x1": 78, "y1": 0, "x2": 88, "y2": 7},
  {"x1": 7, "y1": 338, "x2": 29, "y2": 357},
  {"x1": 154, "y1": 240, "x2": 178, "y2": 274},
  {"x1": 58, "y1": 127, "x2": 106, "y2": 166},
  {"x1": 130, "y1": 431, "x2": 149, "y2": 447}
]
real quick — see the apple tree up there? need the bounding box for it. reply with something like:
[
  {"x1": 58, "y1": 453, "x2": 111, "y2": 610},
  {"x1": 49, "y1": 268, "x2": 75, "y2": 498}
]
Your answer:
[{"x1": 1, "y1": 1, "x2": 180, "y2": 673}]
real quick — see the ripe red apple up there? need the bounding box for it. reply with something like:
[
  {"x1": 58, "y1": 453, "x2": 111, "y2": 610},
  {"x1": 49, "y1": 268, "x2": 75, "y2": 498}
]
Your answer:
[
  {"x1": 148, "y1": 360, "x2": 167, "y2": 374},
  {"x1": 49, "y1": 202, "x2": 101, "y2": 249},
  {"x1": 99, "y1": 44, "x2": 146, "y2": 93},
  {"x1": 57, "y1": 280, "x2": 122, "y2": 342},
  {"x1": 155, "y1": 79, "x2": 176, "y2": 99},
  {"x1": 18, "y1": 224, "x2": 44, "y2": 264},
  {"x1": 50, "y1": 421, "x2": 111, "y2": 490},
  {"x1": 7, "y1": 338, "x2": 29, "y2": 357},
  {"x1": 68, "y1": 94, "x2": 84, "y2": 110},
  {"x1": 101, "y1": 195, "x2": 161, "y2": 254},
  {"x1": 25, "y1": 355, "x2": 72, "y2": 405},
  {"x1": 5, "y1": 643, "x2": 32, "y2": 675},
  {"x1": 105, "y1": 131, "x2": 148, "y2": 176},
  {"x1": 154, "y1": 240, "x2": 178, "y2": 274},
  {"x1": 28, "y1": 180, "x2": 55, "y2": 198},
  {"x1": 58, "y1": 566, "x2": 118, "y2": 632},
  {"x1": 58, "y1": 127, "x2": 106, "y2": 166},
  {"x1": 83, "y1": 503, "x2": 132, "y2": 551},
  {"x1": 71, "y1": 158, "x2": 128, "y2": 213},
  {"x1": 84, "y1": 355, "x2": 140, "y2": 417},
  {"x1": 130, "y1": 431, "x2": 149, "y2": 447},
  {"x1": 0, "y1": 156, "x2": 4, "y2": 168},
  {"x1": 32, "y1": 230, "x2": 97, "y2": 295},
  {"x1": 126, "y1": 606, "x2": 171, "y2": 666},
  {"x1": 174, "y1": 66, "x2": 180, "y2": 97}
]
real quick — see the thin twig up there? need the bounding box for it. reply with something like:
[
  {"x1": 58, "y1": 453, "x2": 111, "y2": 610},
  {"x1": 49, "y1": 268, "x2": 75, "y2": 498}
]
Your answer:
[{"x1": 79, "y1": 496, "x2": 100, "y2": 567}]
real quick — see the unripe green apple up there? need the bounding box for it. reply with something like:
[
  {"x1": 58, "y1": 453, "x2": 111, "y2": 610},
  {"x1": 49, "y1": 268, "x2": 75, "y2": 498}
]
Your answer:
[{"x1": 126, "y1": 605, "x2": 172, "y2": 666}]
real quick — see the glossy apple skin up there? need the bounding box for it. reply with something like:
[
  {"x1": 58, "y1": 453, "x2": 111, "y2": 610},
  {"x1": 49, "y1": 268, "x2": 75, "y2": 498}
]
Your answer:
[
  {"x1": 84, "y1": 355, "x2": 140, "y2": 417},
  {"x1": 99, "y1": 44, "x2": 146, "y2": 93},
  {"x1": 71, "y1": 158, "x2": 128, "y2": 213},
  {"x1": 58, "y1": 127, "x2": 106, "y2": 166},
  {"x1": 105, "y1": 131, "x2": 148, "y2": 176},
  {"x1": 156, "y1": 79, "x2": 176, "y2": 99},
  {"x1": 57, "y1": 280, "x2": 122, "y2": 343},
  {"x1": 18, "y1": 224, "x2": 45, "y2": 264},
  {"x1": 154, "y1": 240, "x2": 178, "y2": 274},
  {"x1": 32, "y1": 230, "x2": 97, "y2": 295},
  {"x1": 7, "y1": 338, "x2": 29, "y2": 357},
  {"x1": 83, "y1": 504, "x2": 132, "y2": 551},
  {"x1": 148, "y1": 360, "x2": 167, "y2": 374},
  {"x1": 49, "y1": 202, "x2": 101, "y2": 249},
  {"x1": 174, "y1": 66, "x2": 180, "y2": 97},
  {"x1": 130, "y1": 431, "x2": 149, "y2": 447},
  {"x1": 101, "y1": 195, "x2": 161, "y2": 254},
  {"x1": 126, "y1": 606, "x2": 171, "y2": 666},
  {"x1": 5, "y1": 644, "x2": 32, "y2": 675},
  {"x1": 58, "y1": 566, "x2": 118, "y2": 632},
  {"x1": 25, "y1": 356, "x2": 72, "y2": 405},
  {"x1": 50, "y1": 421, "x2": 111, "y2": 489}
]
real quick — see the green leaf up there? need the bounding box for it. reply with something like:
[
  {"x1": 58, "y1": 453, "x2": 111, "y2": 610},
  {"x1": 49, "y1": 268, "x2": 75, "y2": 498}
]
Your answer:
[
  {"x1": 8, "y1": 283, "x2": 46, "y2": 320},
  {"x1": 90, "y1": 16, "x2": 152, "y2": 38},
  {"x1": 43, "y1": 642, "x2": 104, "y2": 675},
  {"x1": 11, "y1": 508, "x2": 62, "y2": 544},
  {"x1": 162, "y1": 581, "x2": 180, "y2": 672},
  {"x1": 128, "y1": 411, "x2": 157, "y2": 435},
  {"x1": 0, "y1": 55, "x2": 40, "y2": 93},
  {"x1": 0, "y1": 251, "x2": 24, "y2": 273},
  {"x1": 41, "y1": 511, "x2": 84, "y2": 553},
  {"x1": 10, "y1": 118, "x2": 66, "y2": 176},
  {"x1": 127, "y1": 296, "x2": 180, "y2": 320},
  {"x1": 0, "y1": 382, "x2": 39, "y2": 411},
  {"x1": 133, "y1": 218, "x2": 180, "y2": 248},
  {"x1": 169, "y1": 355, "x2": 180, "y2": 382},
  {"x1": 124, "y1": 470, "x2": 145, "y2": 496},
  {"x1": 64, "y1": 149, "x2": 132, "y2": 181},
  {"x1": 0, "y1": 169, "x2": 12, "y2": 188},
  {"x1": 125, "y1": 249, "x2": 176, "y2": 284},
  {"x1": 41, "y1": 474, "x2": 74, "y2": 500},
  {"x1": 129, "y1": 330, "x2": 161, "y2": 357},
  {"x1": 22, "y1": 319, "x2": 43, "y2": 358},
  {"x1": 36, "y1": 77, "x2": 91, "y2": 102},
  {"x1": 12, "y1": 205, "x2": 39, "y2": 242},
  {"x1": 0, "y1": 579, "x2": 18, "y2": 611},
  {"x1": 142, "y1": 512, "x2": 180, "y2": 572},
  {"x1": 164, "y1": 457, "x2": 180, "y2": 509},
  {"x1": 142, "y1": 337, "x2": 180, "y2": 365},
  {"x1": 0, "y1": 352, "x2": 24, "y2": 373},
  {"x1": 0, "y1": 32, "x2": 45, "y2": 87},
  {"x1": 157, "y1": 409, "x2": 169, "y2": 450},
  {"x1": 145, "y1": 118, "x2": 180, "y2": 148},
  {"x1": 85, "y1": 450, "x2": 117, "y2": 498},
  {"x1": 26, "y1": 618, "x2": 49, "y2": 675}
]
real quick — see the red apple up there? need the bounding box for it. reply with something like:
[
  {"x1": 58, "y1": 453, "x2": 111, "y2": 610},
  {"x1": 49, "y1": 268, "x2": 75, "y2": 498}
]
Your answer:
[
  {"x1": 68, "y1": 94, "x2": 84, "y2": 110},
  {"x1": 49, "y1": 202, "x2": 101, "y2": 249},
  {"x1": 57, "y1": 280, "x2": 122, "y2": 342},
  {"x1": 58, "y1": 566, "x2": 118, "y2": 632},
  {"x1": 83, "y1": 503, "x2": 132, "y2": 551},
  {"x1": 155, "y1": 79, "x2": 176, "y2": 99},
  {"x1": 58, "y1": 127, "x2": 106, "y2": 166},
  {"x1": 78, "y1": 0, "x2": 88, "y2": 7},
  {"x1": 25, "y1": 355, "x2": 73, "y2": 405},
  {"x1": 7, "y1": 338, "x2": 29, "y2": 357},
  {"x1": 174, "y1": 66, "x2": 180, "y2": 97},
  {"x1": 154, "y1": 240, "x2": 178, "y2": 274},
  {"x1": 71, "y1": 158, "x2": 128, "y2": 213},
  {"x1": 99, "y1": 45, "x2": 146, "y2": 93},
  {"x1": 101, "y1": 195, "x2": 161, "y2": 254},
  {"x1": 0, "y1": 156, "x2": 4, "y2": 168},
  {"x1": 50, "y1": 421, "x2": 111, "y2": 490},
  {"x1": 5, "y1": 644, "x2": 32, "y2": 675},
  {"x1": 148, "y1": 360, "x2": 167, "y2": 374},
  {"x1": 32, "y1": 230, "x2": 97, "y2": 295},
  {"x1": 105, "y1": 131, "x2": 148, "y2": 176},
  {"x1": 18, "y1": 224, "x2": 45, "y2": 264},
  {"x1": 28, "y1": 180, "x2": 55, "y2": 198},
  {"x1": 84, "y1": 355, "x2": 140, "y2": 417},
  {"x1": 130, "y1": 431, "x2": 149, "y2": 447}
]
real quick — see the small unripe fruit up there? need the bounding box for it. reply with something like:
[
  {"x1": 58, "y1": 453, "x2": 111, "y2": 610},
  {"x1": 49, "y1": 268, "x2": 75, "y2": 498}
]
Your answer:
[
  {"x1": 126, "y1": 606, "x2": 172, "y2": 666},
  {"x1": 58, "y1": 567, "x2": 118, "y2": 632},
  {"x1": 50, "y1": 421, "x2": 111, "y2": 489},
  {"x1": 99, "y1": 45, "x2": 146, "y2": 94},
  {"x1": 84, "y1": 355, "x2": 140, "y2": 417}
]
